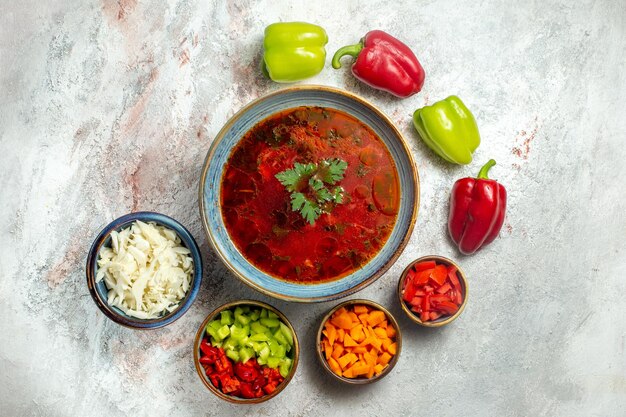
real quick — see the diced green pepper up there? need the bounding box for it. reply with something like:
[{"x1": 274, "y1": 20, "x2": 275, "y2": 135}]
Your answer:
[
  {"x1": 225, "y1": 349, "x2": 240, "y2": 362},
  {"x1": 222, "y1": 337, "x2": 237, "y2": 352},
  {"x1": 259, "y1": 345, "x2": 270, "y2": 361},
  {"x1": 250, "y1": 333, "x2": 269, "y2": 342},
  {"x1": 267, "y1": 310, "x2": 278, "y2": 319},
  {"x1": 266, "y1": 357, "x2": 281, "y2": 369},
  {"x1": 260, "y1": 308, "x2": 268, "y2": 319},
  {"x1": 220, "y1": 310, "x2": 234, "y2": 325},
  {"x1": 279, "y1": 322, "x2": 294, "y2": 346},
  {"x1": 239, "y1": 347, "x2": 255, "y2": 363},
  {"x1": 209, "y1": 320, "x2": 222, "y2": 331},
  {"x1": 229, "y1": 325, "x2": 249, "y2": 342},
  {"x1": 279, "y1": 358, "x2": 292, "y2": 378},
  {"x1": 249, "y1": 309, "x2": 261, "y2": 322},
  {"x1": 260, "y1": 318, "x2": 280, "y2": 328},
  {"x1": 273, "y1": 329, "x2": 288, "y2": 346},
  {"x1": 251, "y1": 321, "x2": 269, "y2": 334},
  {"x1": 216, "y1": 325, "x2": 231, "y2": 341}
]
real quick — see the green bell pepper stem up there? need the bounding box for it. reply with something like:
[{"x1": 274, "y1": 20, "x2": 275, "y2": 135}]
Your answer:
[
  {"x1": 477, "y1": 159, "x2": 497, "y2": 179},
  {"x1": 332, "y1": 41, "x2": 363, "y2": 69}
]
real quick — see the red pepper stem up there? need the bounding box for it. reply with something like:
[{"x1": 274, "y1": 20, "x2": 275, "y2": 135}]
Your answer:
[
  {"x1": 331, "y1": 41, "x2": 363, "y2": 69},
  {"x1": 477, "y1": 159, "x2": 497, "y2": 179}
]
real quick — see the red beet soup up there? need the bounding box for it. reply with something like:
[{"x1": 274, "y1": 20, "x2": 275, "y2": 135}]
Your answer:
[{"x1": 221, "y1": 106, "x2": 400, "y2": 283}]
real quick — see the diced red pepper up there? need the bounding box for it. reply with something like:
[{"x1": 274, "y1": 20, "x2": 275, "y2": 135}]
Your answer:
[
  {"x1": 263, "y1": 381, "x2": 278, "y2": 395},
  {"x1": 234, "y1": 361, "x2": 260, "y2": 382},
  {"x1": 209, "y1": 373, "x2": 221, "y2": 388},
  {"x1": 415, "y1": 269, "x2": 433, "y2": 284},
  {"x1": 402, "y1": 260, "x2": 465, "y2": 322},
  {"x1": 430, "y1": 265, "x2": 448, "y2": 285},
  {"x1": 436, "y1": 283, "x2": 451, "y2": 294},
  {"x1": 219, "y1": 373, "x2": 241, "y2": 394},
  {"x1": 438, "y1": 301, "x2": 460, "y2": 315},
  {"x1": 240, "y1": 382, "x2": 257, "y2": 399},
  {"x1": 447, "y1": 266, "x2": 463, "y2": 294},
  {"x1": 409, "y1": 296, "x2": 422, "y2": 308},
  {"x1": 402, "y1": 278, "x2": 418, "y2": 302},
  {"x1": 414, "y1": 261, "x2": 436, "y2": 271},
  {"x1": 200, "y1": 341, "x2": 219, "y2": 359},
  {"x1": 429, "y1": 294, "x2": 450, "y2": 305},
  {"x1": 421, "y1": 294, "x2": 430, "y2": 314}
]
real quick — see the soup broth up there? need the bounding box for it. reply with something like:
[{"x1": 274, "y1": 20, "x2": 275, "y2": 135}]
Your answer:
[{"x1": 220, "y1": 106, "x2": 400, "y2": 283}]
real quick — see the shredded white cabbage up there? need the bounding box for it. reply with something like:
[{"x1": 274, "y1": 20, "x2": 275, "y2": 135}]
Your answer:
[{"x1": 96, "y1": 220, "x2": 194, "y2": 319}]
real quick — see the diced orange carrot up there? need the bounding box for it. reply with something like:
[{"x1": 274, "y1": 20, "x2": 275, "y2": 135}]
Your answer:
[
  {"x1": 323, "y1": 340, "x2": 332, "y2": 360},
  {"x1": 337, "y1": 353, "x2": 355, "y2": 369},
  {"x1": 350, "y1": 324, "x2": 365, "y2": 342},
  {"x1": 331, "y1": 312, "x2": 354, "y2": 330},
  {"x1": 331, "y1": 343, "x2": 344, "y2": 360},
  {"x1": 378, "y1": 352, "x2": 392, "y2": 366},
  {"x1": 348, "y1": 311, "x2": 359, "y2": 324},
  {"x1": 343, "y1": 334, "x2": 358, "y2": 347},
  {"x1": 353, "y1": 305, "x2": 369, "y2": 315},
  {"x1": 370, "y1": 337, "x2": 382, "y2": 351},
  {"x1": 359, "y1": 336, "x2": 373, "y2": 347},
  {"x1": 373, "y1": 327, "x2": 387, "y2": 339},
  {"x1": 322, "y1": 304, "x2": 398, "y2": 380},
  {"x1": 367, "y1": 310, "x2": 386, "y2": 327},
  {"x1": 381, "y1": 338, "x2": 392, "y2": 352},
  {"x1": 351, "y1": 362, "x2": 369, "y2": 376},
  {"x1": 328, "y1": 357, "x2": 341, "y2": 375},
  {"x1": 374, "y1": 364, "x2": 384, "y2": 375},
  {"x1": 324, "y1": 322, "x2": 337, "y2": 346},
  {"x1": 363, "y1": 352, "x2": 377, "y2": 367},
  {"x1": 351, "y1": 346, "x2": 368, "y2": 354},
  {"x1": 337, "y1": 328, "x2": 345, "y2": 343},
  {"x1": 358, "y1": 313, "x2": 369, "y2": 324}
]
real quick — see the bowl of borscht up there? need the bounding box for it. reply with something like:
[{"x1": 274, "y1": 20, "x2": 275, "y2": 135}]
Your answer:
[{"x1": 199, "y1": 86, "x2": 419, "y2": 302}]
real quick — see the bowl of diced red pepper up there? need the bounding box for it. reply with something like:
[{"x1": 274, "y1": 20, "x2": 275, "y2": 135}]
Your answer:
[
  {"x1": 193, "y1": 300, "x2": 299, "y2": 403},
  {"x1": 397, "y1": 256, "x2": 468, "y2": 327}
]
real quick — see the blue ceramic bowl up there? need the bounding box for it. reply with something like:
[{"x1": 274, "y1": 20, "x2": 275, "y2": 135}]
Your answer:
[
  {"x1": 199, "y1": 86, "x2": 419, "y2": 302},
  {"x1": 86, "y1": 212, "x2": 203, "y2": 329}
]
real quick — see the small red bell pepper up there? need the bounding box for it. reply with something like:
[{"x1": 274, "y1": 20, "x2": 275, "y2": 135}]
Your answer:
[
  {"x1": 448, "y1": 159, "x2": 507, "y2": 255},
  {"x1": 331, "y1": 30, "x2": 425, "y2": 98}
]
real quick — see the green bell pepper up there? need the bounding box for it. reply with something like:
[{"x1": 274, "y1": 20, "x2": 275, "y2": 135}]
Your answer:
[
  {"x1": 263, "y1": 22, "x2": 328, "y2": 82},
  {"x1": 412, "y1": 95, "x2": 480, "y2": 165}
]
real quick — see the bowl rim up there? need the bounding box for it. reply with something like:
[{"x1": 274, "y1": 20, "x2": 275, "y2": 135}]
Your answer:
[
  {"x1": 85, "y1": 211, "x2": 203, "y2": 329},
  {"x1": 193, "y1": 299, "x2": 300, "y2": 404},
  {"x1": 397, "y1": 255, "x2": 469, "y2": 327},
  {"x1": 315, "y1": 298, "x2": 402, "y2": 384},
  {"x1": 198, "y1": 84, "x2": 420, "y2": 302}
]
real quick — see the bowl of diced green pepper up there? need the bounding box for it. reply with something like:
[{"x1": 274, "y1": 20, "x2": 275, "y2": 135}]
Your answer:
[{"x1": 193, "y1": 300, "x2": 299, "y2": 403}]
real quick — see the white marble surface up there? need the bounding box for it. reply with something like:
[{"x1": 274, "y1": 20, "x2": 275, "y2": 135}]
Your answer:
[{"x1": 1, "y1": 1, "x2": 625, "y2": 416}]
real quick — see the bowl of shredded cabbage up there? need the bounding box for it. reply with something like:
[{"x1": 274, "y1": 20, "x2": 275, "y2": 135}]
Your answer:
[{"x1": 86, "y1": 212, "x2": 203, "y2": 329}]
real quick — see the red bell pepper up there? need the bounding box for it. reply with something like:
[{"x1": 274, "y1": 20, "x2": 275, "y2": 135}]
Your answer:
[
  {"x1": 448, "y1": 159, "x2": 507, "y2": 255},
  {"x1": 331, "y1": 30, "x2": 425, "y2": 98}
]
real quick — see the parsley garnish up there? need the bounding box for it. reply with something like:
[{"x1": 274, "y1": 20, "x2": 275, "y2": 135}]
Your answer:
[{"x1": 275, "y1": 158, "x2": 348, "y2": 225}]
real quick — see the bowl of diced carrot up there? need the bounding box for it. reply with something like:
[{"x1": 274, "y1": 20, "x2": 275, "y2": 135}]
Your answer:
[
  {"x1": 397, "y1": 255, "x2": 468, "y2": 327},
  {"x1": 317, "y1": 299, "x2": 401, "y2": 384}
]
